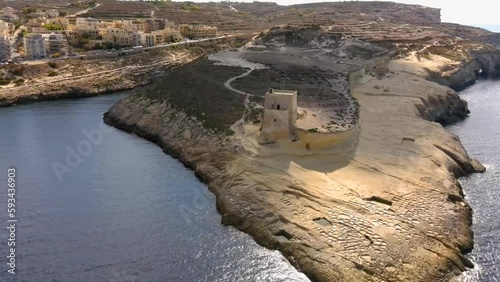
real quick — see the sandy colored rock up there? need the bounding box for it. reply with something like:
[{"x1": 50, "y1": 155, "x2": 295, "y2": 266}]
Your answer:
[{"x1": 103, "y1": 38, "x2": 491, "y2": 281}]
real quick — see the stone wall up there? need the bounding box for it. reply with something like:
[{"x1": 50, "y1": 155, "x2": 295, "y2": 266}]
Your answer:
[
  {"x1": 294, "y1": 125, "x2": 359, "y2": 152},
  {"x1": 261, "y1": 109, "x2": 291, "y2": 141}
]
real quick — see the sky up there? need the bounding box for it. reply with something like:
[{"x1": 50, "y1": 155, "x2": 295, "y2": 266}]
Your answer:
[{"x1": 183, "y1": 0, "x2": 500, "y2": 27}]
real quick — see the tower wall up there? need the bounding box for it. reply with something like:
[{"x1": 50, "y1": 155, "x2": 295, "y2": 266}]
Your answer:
[{"x1": 261, "y1": 109, "x2": 291, "y2": 141}]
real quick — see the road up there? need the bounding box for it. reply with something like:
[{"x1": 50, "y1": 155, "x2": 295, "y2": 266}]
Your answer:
[
  {"x1": 66, "y1": 3, "x2": 101, "y2": 18},
  {"x1": 22, "y1": 35, "x2": 238, "y2": 65}
]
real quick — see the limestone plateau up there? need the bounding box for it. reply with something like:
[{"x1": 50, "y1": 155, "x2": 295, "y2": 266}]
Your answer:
[{"x1": 101, "y1": 2, "x2": 500, "y2": 282}]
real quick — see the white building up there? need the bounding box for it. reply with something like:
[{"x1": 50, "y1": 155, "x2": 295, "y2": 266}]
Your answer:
[{"x1": 24, "y1": 34, "x2": 47, "y2": 59}]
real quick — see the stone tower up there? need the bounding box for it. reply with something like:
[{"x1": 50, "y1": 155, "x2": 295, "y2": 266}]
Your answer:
[{"x1": 261, "y1": 88, "x2": 298, "y2": 141}]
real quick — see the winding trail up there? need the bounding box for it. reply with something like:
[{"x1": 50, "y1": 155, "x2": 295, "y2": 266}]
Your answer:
[
  {"x1": 226, "y1": 68, "x2": 255, "y2": 133},
  {"x1": 209, "y1": 36, "x2": 266, "y2": 134}
]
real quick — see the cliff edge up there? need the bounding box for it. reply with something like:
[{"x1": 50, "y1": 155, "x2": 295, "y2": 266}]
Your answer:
[{"x1": 103, "y1": 23, "x2": 494, "y2": 280}]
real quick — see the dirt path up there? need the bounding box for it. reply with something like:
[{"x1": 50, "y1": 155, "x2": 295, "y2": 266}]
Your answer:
[
  {"x1": 67, "y1": 3, "x2": 101, "y2": 17},
  {"x1": 209, "y1": 37, "x2": 266, "y2": 135}
]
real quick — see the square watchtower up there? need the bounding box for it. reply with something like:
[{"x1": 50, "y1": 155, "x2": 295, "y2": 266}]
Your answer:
[{"x1": 261, "y1": 89, "x2": 298, "y2": 141}]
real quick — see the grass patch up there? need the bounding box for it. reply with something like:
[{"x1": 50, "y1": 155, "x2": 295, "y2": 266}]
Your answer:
[{"x1": 135, "y1": 59, "x2": 246, "y2": 135}]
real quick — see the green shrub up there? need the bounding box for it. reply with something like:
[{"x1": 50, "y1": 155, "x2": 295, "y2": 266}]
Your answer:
[
  {"x1": 311, "y1": 24, "x2": 321, "y2": 31},
  {"x1": 47, "y1": 61, "x2": 58, "y2": 68},
  {"x1": 11, "y1": 67, "x2": 24, "y2": 76},
  {"x1": 0, "y1": 79, "x2": 11, "y2": 85},
  {"x1": 48, "y1": 71, "x2": 58, "y2": 77}
]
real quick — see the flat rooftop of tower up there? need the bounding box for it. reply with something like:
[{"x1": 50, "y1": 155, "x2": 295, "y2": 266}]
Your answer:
[{"x1": 267, "y1": 89, "x2": 297, "y2": 96}]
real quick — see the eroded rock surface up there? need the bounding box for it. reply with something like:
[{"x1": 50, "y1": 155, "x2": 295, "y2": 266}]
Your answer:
[{"x1": 103, "y1": 24, "x2": 494, "y2": 281}]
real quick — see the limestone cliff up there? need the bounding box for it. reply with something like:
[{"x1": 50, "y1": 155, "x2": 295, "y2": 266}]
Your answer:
[
  {"x1": 425, "y1": 50, "x2": 500, "y2": 92},
  {"x1": 474, "y1": 51, "x2": 500, "y2": 78},
  {"x1": 104, "y1": 37, "x2": 489, "y2": 281}
]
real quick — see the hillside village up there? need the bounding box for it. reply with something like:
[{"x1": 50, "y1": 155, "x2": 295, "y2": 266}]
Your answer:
[{"x1": 0, "y1": 4, "x2": 217, "y2": 61}]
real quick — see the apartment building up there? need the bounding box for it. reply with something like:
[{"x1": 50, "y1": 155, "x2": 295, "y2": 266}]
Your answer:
[
  {"x1": 131, "y1": 33, "x2": 141, "y2": 46},
  {"x1": 122, "y1": 19, "x2": 146, "y2": 33},
  {"x1": 179, "y1": 24, "x2": 217, "y2": 39},
  {"x1": 24, "y1": 34, "x2": 46, "y2": 59},
  {"x1": 140, "y1": 32, "x2": 154, "y2": 47},
  {"x1": 76, "y1": 17, "x2": 100, "y2": 30},
  {"x1": 101, "y1": 29, "x2": 135, "y2": 46},
  {"x1": 0, "y1": 35, "x2": 10, "y2": 61},
  {"x1": 26, "y1": 19, "x2": 46, "y2": 32},
  {"x1": 42, "y1": 33, "x2": 67, "y2": 56}
]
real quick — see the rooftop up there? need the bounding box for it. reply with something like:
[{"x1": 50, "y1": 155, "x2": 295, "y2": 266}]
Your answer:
[{"x1": 267, "y1": 88, "x2": 297, "y2": 96}]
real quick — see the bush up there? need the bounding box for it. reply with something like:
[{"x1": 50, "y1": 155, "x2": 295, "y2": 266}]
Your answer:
[
  {"x1": 47, "y1": 61, "x2": 58, "y2": 68},
  {"x1": 14, "y1": 78, "x2": 25, "y2": 85},
  {"x1": 0, "y1": 79, "x2": 11, "y2": 85},
  {"x1": 48, "y1": 71, "x2": 58, "y2": 77},
  {"x1": 11, "y1": 67, "x2": 24, "y2": 76},
  {"x1": 311, "y1": 24, "x2": 321, "y2": 31},
  {"x1": 43, "y1": 23, "x2": 62, "y2": 31}
]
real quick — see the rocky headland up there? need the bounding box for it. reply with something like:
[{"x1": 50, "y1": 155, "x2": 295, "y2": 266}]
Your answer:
[
  {"x1": 5, "y1": 1, "x2": 490, "y2": 281},
  {"x1": 103, "y1": 17, "x2": 500, "y2": 281}
]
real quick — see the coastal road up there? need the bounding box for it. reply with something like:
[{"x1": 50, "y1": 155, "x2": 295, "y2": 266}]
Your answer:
[{"x1": 22, "y1": 35, "x2": 238, "y2": 65}]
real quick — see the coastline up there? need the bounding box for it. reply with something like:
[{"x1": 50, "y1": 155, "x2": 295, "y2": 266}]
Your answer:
[
  {"x1": 2, "y1": 1, "x2": 499, "y2": 280},
  {"x1": 1, "y1": 24, "x2": 495, "y2": 282},
  {"x1": 0, "y1": 36, "x2": 251, "y2": 107},
  {"x1": 103, "y1": 45, "x2": 492, "y2": 281}
]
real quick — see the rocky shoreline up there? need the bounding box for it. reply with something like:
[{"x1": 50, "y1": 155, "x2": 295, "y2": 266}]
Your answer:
[
  {"x1": 0, "y1": 43, "x2": 234, "y2": 107},
  {"x1": 102, "y1": 34, "x2": 496, "y2": 281},
  {"x1": 0, "y1": 75, "x2": 147, "y2": 107}
]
